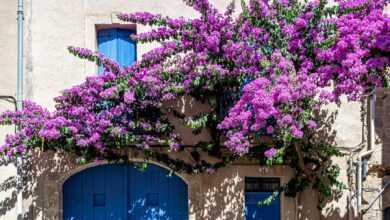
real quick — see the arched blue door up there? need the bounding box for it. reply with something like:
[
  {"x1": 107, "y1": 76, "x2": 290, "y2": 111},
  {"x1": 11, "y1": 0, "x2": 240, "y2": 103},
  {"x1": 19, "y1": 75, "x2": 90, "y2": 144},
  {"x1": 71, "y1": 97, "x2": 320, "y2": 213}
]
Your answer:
[{"x1": 63, "y1": 164, "x2": 188, "y2": 220}]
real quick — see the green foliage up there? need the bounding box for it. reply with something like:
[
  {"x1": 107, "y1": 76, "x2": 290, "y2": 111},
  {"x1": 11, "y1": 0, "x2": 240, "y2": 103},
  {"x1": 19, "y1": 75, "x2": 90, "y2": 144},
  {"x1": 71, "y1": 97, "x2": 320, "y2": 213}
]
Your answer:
[
  {"x1": 184, "y1": 113, "x2": 216, "y2": 134},
  {"x1": 258, "y1": 191, "x2": 280, "y2": 207}
]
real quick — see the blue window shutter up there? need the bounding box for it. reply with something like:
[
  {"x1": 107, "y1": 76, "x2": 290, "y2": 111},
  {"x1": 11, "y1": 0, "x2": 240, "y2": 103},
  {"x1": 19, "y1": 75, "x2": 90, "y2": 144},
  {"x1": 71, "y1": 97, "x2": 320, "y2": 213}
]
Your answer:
[
  {"x1": 117, "y1": 29, "x2": 137, "y2": 68},
  {"x1": 97, "y1": 28, "x2": 137, "y2": 74},
  {"x1": 97, "y1": 29, "x2": 118, "y2": 74}
]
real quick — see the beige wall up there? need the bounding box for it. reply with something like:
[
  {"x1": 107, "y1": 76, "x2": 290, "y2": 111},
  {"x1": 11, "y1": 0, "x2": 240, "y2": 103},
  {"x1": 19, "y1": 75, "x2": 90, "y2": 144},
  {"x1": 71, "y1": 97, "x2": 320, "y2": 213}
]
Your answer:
[
  {"x1": 25, "y1": 0, "x2": 233, "y2": 109},
  {"x1": 0, "y1": 0, "x2": 18, "y2": 219},
  {"x1": 0, "y1": 0, "x2": 389, "y2": 219},
  {"x1": 0, "y1": 101, "x2": 17, "y2": 220},
  {"x1": 21, "y1": 150, "x2": 301, "y2": 220}
]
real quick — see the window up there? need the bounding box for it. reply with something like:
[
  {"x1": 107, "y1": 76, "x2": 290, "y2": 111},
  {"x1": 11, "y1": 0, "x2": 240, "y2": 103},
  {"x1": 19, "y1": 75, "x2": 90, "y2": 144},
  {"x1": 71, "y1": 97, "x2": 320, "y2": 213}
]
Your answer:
[
  {"x1": 97, "y1": 28, "x2": 137, "y2": 74},
  {"x1": 219, "y1": 78, "x2": 253, "y2": 119},
  {"x1": 245, "y1": 177, "x2": 280, "y2": 220}
]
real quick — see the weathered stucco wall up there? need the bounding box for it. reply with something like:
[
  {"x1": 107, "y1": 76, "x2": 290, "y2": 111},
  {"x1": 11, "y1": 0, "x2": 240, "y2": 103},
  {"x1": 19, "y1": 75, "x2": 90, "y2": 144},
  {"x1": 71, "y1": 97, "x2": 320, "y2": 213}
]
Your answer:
[
  {"x1": 0, "y1": 0, "x2": 389, "y2": 219},
  {"x1": 18, "y1": 150, "x2": 302, "y2": 220},
  {"x1": 0, "y1": 0, "x2": 19, "y2": 219},
  {"x1": 24, "y1": 0, "x2": 234, "y2": 109},
  {"x1": 372, "y1": 89, "x2": 390, "y2": 219}
]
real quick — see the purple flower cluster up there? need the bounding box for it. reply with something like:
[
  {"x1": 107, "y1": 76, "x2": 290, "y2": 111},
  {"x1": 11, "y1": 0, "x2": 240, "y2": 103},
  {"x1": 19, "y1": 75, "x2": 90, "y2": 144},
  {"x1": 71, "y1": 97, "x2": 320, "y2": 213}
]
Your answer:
[
  {"x1": 0, "y1": 101, "x2": 49, "y2": 160},
  {"x1": 264, "y1": 148, "x2": 277, "y2": 159},
  {"x1": 117, "y1": 12, "x2": 163, "y2": 25},
  {"x1": 134, "y1": 27, "x2": 178, "y2": 43},
  {"x1": 0, "y1": 0, "x2": 388, "y2": 161},
  {"x1": 68, "y1": 46, "x2": 124, "y2": 75}
]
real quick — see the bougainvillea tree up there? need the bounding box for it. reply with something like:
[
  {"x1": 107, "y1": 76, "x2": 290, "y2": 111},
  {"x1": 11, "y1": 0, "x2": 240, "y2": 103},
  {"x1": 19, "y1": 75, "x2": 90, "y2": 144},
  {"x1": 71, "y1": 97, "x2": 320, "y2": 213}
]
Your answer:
[{"x1": 0, "y1": 0, "x2": 389, "y2": 206}]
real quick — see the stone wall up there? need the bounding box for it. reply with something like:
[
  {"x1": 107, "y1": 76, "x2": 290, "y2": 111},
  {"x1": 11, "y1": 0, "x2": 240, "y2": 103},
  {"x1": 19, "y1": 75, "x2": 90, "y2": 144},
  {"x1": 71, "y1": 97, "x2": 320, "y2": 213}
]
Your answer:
[{"x1": 373, "y1": 89, "x2": 390, "y2": 219}]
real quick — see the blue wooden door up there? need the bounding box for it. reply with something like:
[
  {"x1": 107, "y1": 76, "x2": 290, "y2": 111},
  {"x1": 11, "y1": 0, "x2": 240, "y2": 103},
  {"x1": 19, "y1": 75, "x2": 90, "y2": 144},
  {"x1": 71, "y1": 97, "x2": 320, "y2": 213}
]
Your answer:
[
  {"x1": 244, "y1": 177, "x2": 280, "y2": 220},
  {"x1": 127, "y1": 165, "x2": 188, "y2": 219},
  {"x1": 97, "y1": 28, "x2": 137, "y2": 74},
  {"x1": 63, "y1": 164, "x2": 188, "y2": 220},
  {"x1": 244, "y1": 192, "x2": 280, "y2": 220}
]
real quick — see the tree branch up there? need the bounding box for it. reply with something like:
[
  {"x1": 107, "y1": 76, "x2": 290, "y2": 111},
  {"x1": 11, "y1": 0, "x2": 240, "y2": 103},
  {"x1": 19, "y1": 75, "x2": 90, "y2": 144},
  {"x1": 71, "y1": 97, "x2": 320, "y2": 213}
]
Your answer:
[{"x1": 294, "y1": 142, "x2": 314, "y2": 181}]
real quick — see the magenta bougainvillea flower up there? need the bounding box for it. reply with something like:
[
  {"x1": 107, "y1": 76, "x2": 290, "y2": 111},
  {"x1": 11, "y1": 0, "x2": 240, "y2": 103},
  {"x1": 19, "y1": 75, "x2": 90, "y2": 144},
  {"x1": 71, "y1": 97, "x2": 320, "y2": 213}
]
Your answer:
[
  {"x1": 0, "y1": 0, "x2": 388, "y2": 164},
  {"x1": 264, "y1": 148, "x2": 278, "y2": 159}
]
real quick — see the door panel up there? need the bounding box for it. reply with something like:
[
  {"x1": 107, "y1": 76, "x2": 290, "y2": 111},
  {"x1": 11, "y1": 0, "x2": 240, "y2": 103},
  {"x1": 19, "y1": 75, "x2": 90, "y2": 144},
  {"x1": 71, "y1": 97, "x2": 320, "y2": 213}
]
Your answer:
[
  {"x1": 244, "y1": 192, "x2": 280, "y2": 220},
  {"x1": 105, "y1": 165, "x2": 127, "y2": 220},
  {"x1": 244, "y1": 177, "x2": 280, "y2": 220},
  {"x1": 63, "y1": 172, "x2": 84, "y2": 220},
  {"x1": 127, "y1": 165, "x2": 189, "y2": 220}
]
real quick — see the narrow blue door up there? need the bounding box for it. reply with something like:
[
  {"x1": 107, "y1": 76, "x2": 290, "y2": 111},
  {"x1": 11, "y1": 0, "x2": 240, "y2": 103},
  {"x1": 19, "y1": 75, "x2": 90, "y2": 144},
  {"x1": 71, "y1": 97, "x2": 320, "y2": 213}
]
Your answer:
[
  {"x1": 245, "y1": 192, "x2": 280, "y2": 220},
  {"x1": 244, "y1": 177, "x2": 280, "y2": 220},
  {"x1": 63, "y1": 164, "x2": 188, "y2": 220},
  {"x1": 97, "y1": 28, "x2": 137, "y2": 74}
]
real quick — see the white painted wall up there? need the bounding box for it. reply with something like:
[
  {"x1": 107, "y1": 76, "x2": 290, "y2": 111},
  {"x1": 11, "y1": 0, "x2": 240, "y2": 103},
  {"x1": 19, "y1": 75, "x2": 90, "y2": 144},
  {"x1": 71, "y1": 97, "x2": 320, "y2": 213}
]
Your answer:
[{"x1": 0, "y1": 0, "x2": 18, "y2": 219}]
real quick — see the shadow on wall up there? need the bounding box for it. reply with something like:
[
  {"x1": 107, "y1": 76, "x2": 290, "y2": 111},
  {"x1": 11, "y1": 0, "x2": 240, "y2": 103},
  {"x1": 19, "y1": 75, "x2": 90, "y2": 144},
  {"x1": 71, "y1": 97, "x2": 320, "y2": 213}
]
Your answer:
[
  {"x1": 0, "y1": 174, "x2": 17, "y2": 218},
  {"x1": 198, "y1": 170, "x2": 244, "y2": 220},
  {"x1": 0, "y1": 100, "x2": 18, "y2": 219},
  {"x1": 312, "y1": 107, "x2": 355, "y2": 220},
  {"x1": 0, "y1": 153, "x2": 243, "y2": 220},
  {"x1": 318, "y1": 106, "x2": 361, "y2": 220},
  {"x1": 0, "y1": 100, "x2": 360, "y2": 220},
  {"x1": 0, "y1": 149, "x2": 200, "y2": 220},
  {"x1": 0, "y1": 151, "x2": 84, "y2": 219},
  {"x1": 0, "y1": 95, "x2": 212, "y2": 220}
]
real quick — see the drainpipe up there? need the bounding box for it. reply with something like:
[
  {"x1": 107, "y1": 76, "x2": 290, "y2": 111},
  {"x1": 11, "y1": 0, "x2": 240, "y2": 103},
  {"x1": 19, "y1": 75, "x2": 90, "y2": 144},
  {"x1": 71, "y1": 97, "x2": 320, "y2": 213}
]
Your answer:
[
  {"x1": 356, "y1": 150, "x2": 374, "y2": 216},
  {"x1": 357, "y1": 158, "x2": 362, "y2": 214},
  {"x1": 16, "y1": 0, "x2": 24, "y2": 219},
  {"x1": 358, "y1": 93, "x2": 376, "y2": 214},
  {"x1": 368, "y1": 93, "x2": 376, "y2": 150},
  {"x1": 355, "y1": 93, "x2": 376, "y2": 216}
]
